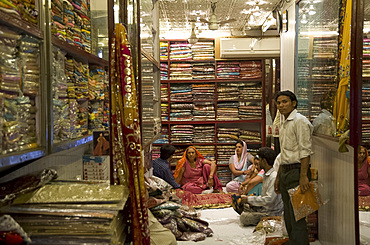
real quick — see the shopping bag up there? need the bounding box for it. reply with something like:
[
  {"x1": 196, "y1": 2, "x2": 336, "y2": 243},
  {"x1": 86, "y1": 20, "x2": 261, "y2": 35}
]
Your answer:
[{"x1": 288, "y1": 182, "x2": 323, "y2": 221}]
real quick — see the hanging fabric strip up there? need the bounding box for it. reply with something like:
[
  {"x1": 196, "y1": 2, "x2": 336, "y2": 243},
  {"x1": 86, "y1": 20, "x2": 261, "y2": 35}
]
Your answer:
[
  {"x1": 333, "y1": 0, "x2": 352, "y2": 135},
  {"x1": 110, "y1": 23, "x2": 150, "y2": 245}
]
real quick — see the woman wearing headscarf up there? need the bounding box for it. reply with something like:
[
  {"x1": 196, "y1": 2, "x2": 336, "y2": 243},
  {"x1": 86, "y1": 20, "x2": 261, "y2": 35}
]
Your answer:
[
  {"x1": 225, "y1": 140, "x2": 259, "y2": 193},
  {"x1": 174, "y1": 146, "x2": 223, "y2": 194},
  {"x1": 358, "y1": 146, "x2": 370, "y2": 196}
]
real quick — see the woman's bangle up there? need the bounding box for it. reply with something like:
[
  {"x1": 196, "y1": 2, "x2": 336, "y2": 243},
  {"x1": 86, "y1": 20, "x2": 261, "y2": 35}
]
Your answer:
[{"x1": 209, "y1": 175, "x2": 214, "y2": 178}]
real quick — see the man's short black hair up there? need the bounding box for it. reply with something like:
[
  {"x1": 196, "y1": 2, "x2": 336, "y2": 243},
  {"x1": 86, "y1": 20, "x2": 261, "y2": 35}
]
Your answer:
[
  {"x1": 275, "y1": 90, "x2": 298, "y2": 109},
  {"x1": 160, "y1": 144, "x2": 176, "y2": 160},
  {"x1": 257, "y1": 147, "x2": 276, "y2": 166}
]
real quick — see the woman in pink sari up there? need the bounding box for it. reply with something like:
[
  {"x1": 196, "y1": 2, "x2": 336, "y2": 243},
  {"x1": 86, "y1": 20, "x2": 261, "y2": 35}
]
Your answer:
[
  {"x1": 358, "y1": 146, "x2": 370, "y2": 196},
  {"x1": 173, "y1": 146, "x2": 223, "y2": 194}
]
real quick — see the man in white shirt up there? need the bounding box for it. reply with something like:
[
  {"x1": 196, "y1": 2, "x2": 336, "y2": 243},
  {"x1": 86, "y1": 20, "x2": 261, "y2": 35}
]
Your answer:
[
  {"x1": 231, "y1": 147, "x2": 283, "y2": 226},
  {"x1": 274, "y1": 90, "x2": 313, "y2": 245},
  {"x1": 312, "y1": 92, "x2": 336, "y2": 136}
]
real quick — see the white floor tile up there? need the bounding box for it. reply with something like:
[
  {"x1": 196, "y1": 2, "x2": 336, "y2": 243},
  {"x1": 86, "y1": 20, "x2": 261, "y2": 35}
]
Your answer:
[{"x1": 177, "y1": 207, "x2": 322, "y2": 245}]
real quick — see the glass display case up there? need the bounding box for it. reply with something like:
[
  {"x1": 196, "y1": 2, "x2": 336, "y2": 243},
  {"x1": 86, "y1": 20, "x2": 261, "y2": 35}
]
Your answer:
[{"x1": 295, "y1": 0, "x2": 340, "y2": 137}]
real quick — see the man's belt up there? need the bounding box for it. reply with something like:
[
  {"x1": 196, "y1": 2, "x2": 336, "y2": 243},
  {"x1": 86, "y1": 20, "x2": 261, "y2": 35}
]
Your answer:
[{"x1": 281, "y1": 162, "x2": 301, "y2": 171}]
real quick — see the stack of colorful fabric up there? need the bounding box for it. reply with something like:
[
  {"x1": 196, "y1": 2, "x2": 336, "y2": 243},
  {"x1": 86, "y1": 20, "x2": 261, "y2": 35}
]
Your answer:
[
  {"x1": 18, "y1": 0, "x2": 39, "y2": 25},
  {"x1": 63, "y1": 0, "x2": 75, "y2": 45},
  {"x1": 52, "y1": 48, "x2": 69, "y2": 143},
  {"x1": 170, "y1": 63, "x2": 192, "y2": 80},
  {"x1": 171, "y1": 147, "x2": 186, "y2": 166},
  {"x1": 192, "y1": 63, "x2": 215, "y2": 80},
  {"x1": 192, "y1": 84, "x2": 214, "y2": 101},
  {"x1": 192, "y1": 102, "x2": 215, "y2": 121},
  {"x1": 217, "y1": 83, "x2": 240, "y2": 101},
  {"x1": 170, "y1": 84, "x2": 192, "y2": 101},
  {"x1": 160, "y1": 41, "x2": 169, "y2": 60},
  {"x1": 160, "y1": 63, "x2": 168, "y2": 80},
  {"x1": 51, "y1": 0, "x2": 66, "y2": 41},
  {"x1": 161, "y1": 102, "x2": 169, "y2": 121},
  {"x1": 216, "y1": 166, "x2": 233, "y2": 186},
  {"x1": 191, "y1": 42, "x2": 214, "y2": 60},
  {"x1": 216, "y1": 145, "x2": 234, "y2": 165},
  {"x1": 161, "y1": 84, "x2": 168, "y2": 101},
  {"x1": 217, "y1": 127, "x2": 239, "y2": 143},
  {"x1": 196, "y1": 145, "x2": 215, "y2": 162},
  {"x1": 169, "y1": 42, "x2": 192, "y2": 61},
  {"x1": 239, "y1": 129, "x2": 261, "y2": 143},
  {"x1": 170, "y1": 103, "x2": 194, "y2": 121},
  {"x1": 217, "y1": 61, "x2": 240, "y2": 79},
  {"x1": 0, "y1": 0, "x2": 21, "y2": 19},
  {"x1": 193, "y1": 125, "x2": 215, "y2": 143},
  {"x1": 312, "y1": 37, "x2": 337, "y2": 59},
  {"x1": 238, "y1": 102, "x2": 262, "y2": 120},
  {"x1": 153, "y1": 127, "x2": 169, "y2": 144},
  {"x1": 239, "y1": 61, "x2": 261, "y2": 79},
  {"x1": 170, "y1": 125, "x2": 194, "y2": 144},
  {"x1": 238, "y1": 82, "x2": 262, "y2": 100},
  {"x1": 217, "y1": 102, "x2": 239, "y2": 121}
]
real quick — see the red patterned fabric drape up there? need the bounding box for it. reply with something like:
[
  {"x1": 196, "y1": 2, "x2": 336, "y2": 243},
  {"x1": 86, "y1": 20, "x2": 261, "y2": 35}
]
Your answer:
[{"x1": 110, "y1": 23, "x2": 150, "y2": 245}]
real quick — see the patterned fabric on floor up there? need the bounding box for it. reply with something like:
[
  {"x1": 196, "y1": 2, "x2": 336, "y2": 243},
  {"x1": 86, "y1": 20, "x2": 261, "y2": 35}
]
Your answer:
[
  {"x1": 176, "y1": 189, "x2": 232, "y2": 209},
  {"x1": 359, "y1": 195, "x2": 370, "y2": 211}
]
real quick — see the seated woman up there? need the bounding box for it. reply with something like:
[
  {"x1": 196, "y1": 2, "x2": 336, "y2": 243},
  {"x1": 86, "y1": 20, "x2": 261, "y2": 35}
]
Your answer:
[
  {"x1": 225, "y1": 140, "x2": 254, "y2": 193},
  {"x1": 173, "y1": 146, "x2": 223, "y2": 194},
  {"x1": 358, "y1": 146, "x2": 370, "y2": 196},
  {"x1": 238, "y1": 158, "x2": 264, "y2": 196}
]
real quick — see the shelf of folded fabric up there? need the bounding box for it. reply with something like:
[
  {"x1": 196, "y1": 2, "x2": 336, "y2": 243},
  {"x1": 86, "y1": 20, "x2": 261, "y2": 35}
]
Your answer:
[
  {"x1": 161, "y1": 78, "x2": 262, "y2": 83},
  {"x1": 161, "y1": 119, "x2": 263, "y2": 124},
  {"x1": 51, "y1": 135, "x2": 93, "y2": 153},
  {"x1": 52, "y1": 36, "x2": 108, "y2": 67},
  {"x1": 0, "y1": 148, "x2": 46, "y2": 170},
  {"x1": 0, "y1": 181, "x2": 130, "y2": 244},
  {"x1": 0, "y1": 8, "x2": 42, "y2": 39}
]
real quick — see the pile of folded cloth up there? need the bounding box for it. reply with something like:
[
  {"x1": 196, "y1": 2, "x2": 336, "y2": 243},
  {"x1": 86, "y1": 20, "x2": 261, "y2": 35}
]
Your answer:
[
  {"x1": 51, "y1": 0, "x2": 66, "y2": 41},
  {"x1": 0, "y1": 0, "x2": 38, "y2": 25},
  {"x1": 169, "y1": 43, "x2": 192, "y2": 61},
  {"x1": 239, "y1": 61, "x2": 261, "y2": 79},
  {"x1": 146, "y1": 176, "x2": 214, "y2": 242},
  {"x1": 160, "y1": 41, "x2": 168, "y2": 60},
  {"x1": 191, "y1": 42, "x2": 214, "y2": 60}
]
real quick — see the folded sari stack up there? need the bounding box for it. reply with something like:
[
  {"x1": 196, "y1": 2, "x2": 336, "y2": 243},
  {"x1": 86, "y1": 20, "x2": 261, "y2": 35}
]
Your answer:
[
  {"x1": 192, "y1": 83, "x2": 214, "y2": 101},
  {"x1": 239, "y1": 61, "x2": 261, "y2": 79},
  {"x1": 217, "y1": 102, "x2": 239, "y2": 121},
  {"x1": 76, "y1": 0, "x2": 91, "y2": 53},
  {"x1": 88, "y1": 67, "x2": 105, "y2": 100},
  {"x1": 193, "y1": 125, "x2": 215, "y2": 143},
  {"x1": 217, "y1": 83, "x2": 240, "y2": 101},
  {"x1": 196, "y1": 145, "x2": 215, "y2": 161},
  {"x1": 239, "y1": 129, "x2": 261, "y2": 143},
  {"x1": 63, "y1": 0, "x2": 75, "y2": 45},
  {"x1": 312, "y1": 37, "x2": 337, "y2": 59},
  {"x1": 0, "y1": 182, "x2": 130, "y2": 245},
  {"x1": 160, "y1": 63, "x2": 168, "y2": 80},
  {"x1": 216, "y1": 145, "x2": 235, "y2": 165},
  {"x1": 161, "y1": 102, "x2": 169, "y2": 121},
  {"x1": 160, "y1": 41, "x2": 168, "y2": 60},
  {"x1": 171, "y1": 147, "x2": 186, "y2": 166},
  {"x1": 141, "y1": 62, "x2": 155, "y2": 126},
  {"x1": 52, "y1": 48, "x2": 70, "y2": 143},
  {"x1": 216, "y1": 166, "x2": 232, "y2": 185},
  {"x1": 170, "y1": 103, "x2": 194, "y2": 121},
  {"x1": 51, "y1": 0, "x2": 66, "y2": 41},
  {"x1": 238, "y1": 102, "x2": 262, "y2": 120},
  {"x1": 192, "y1": 102, "x2": 215, "y2": 121},
  {"x1": 192, "y1": 63, "x2": 215, "y2": 80},
  {"x1": 170, "y1": 43, "x2": 192, "y2": 61},
  {"x1": 170, "y1": 125, "x2": 194, "y2": 144},
  {"x1": 0, "y1": 0, "x2": 21, "y2": 20},
  {"x1": 170, "y1": 84, "x2": 192, "y2": 101},
  {"x1": 217, "y1": 61, "x2": 240, "y2": 79},
  {"x1": 170, "y1": 63, "x2": 192, "y2": 80},
  {"x1": 17, "y1": 38, "x2": 40, "y2": 149},
  {"x1": 74, "y1": 62, "x2": 89, "y2": 137},
  {"x1": 310, "y1": 81, "x2": 336, "y2": 120},
  {"x1": 238, "y1": 82, "x2": 262, "y2": 100},
  {"x1": 297, "y1": 57, "x2": 310, "y2": 79},
  {"x1": 18, "y1": 0, "x2": 38, "y2": 24},
  {"x1": 217, "y1": 127, "x2": 239, "y2": 143},
  {"x1": 191, "y1": 42, "x2": 214, "y2": 60},
  {"x1": 153, "y1": 127, "x2": 169, "y2": 144}
]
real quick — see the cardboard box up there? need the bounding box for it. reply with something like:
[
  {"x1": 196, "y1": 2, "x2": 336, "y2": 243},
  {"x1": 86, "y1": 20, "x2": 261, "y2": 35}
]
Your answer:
[{"x1": 83, "y1": 155, "x2": 110, "y2": 181}]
